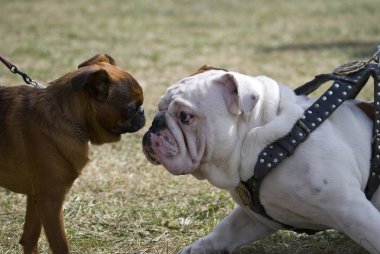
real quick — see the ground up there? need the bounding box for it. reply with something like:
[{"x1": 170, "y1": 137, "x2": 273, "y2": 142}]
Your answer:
[{"x1": 0, "y1": 0, "x2": 379, "y2": 253}]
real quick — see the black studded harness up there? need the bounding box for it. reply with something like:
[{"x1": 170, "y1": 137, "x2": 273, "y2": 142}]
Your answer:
[{"x1": 235, "y1": 51, "x2": 380, "y2": 233}]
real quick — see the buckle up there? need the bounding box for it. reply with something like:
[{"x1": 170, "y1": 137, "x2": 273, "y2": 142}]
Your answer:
[{"x1": 297, "y1": 119, "x2": 311, "y2": 134}]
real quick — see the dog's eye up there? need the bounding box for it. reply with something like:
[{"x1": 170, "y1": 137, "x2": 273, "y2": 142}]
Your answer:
[
  {"x1": 179, "y1": 111, "x2": 193, "y2": 125},
  {"x1": 123, "y1": 106, "x2": 138, "y2": 117}
]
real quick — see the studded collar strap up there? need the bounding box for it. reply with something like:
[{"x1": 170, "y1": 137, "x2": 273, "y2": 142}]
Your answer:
[
  {"x1": 236, "y1": 63, "x2": 380, "y2": 231},
  {"x1": 366, "y1": 67, "x2": 380, "y2": 199}
]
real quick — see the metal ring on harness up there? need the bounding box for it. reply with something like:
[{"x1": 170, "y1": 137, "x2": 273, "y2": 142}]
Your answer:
[{"x1": 333, "y1": 60, "x2": 367, "y2": 76}]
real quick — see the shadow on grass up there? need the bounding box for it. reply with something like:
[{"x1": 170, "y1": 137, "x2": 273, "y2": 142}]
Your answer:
[{"x1": 258, "y1": 40, "x2": 379, "y2": 59}]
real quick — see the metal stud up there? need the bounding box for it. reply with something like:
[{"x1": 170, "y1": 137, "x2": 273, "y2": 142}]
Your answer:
[
  {"x1": 334, "y1": 84, "x2": 339, "y2": 88},
  {"x1": 317, "y1": 118, "x2": 322, "y2": 122},
  {"x1": 260, "y1": 159, "x2": 264, "y2": 163},
  {"x1": 373, "y1": 172, "x2": 377, "y2": 176},
  {"x1": 314, "y1": 103, "x2": 320, "y2": 108},
  {"x1": 322, "y1": 96, "x2": 327, "y2": 101},
  {"x1": 337, "y1": 98, "x2": 342, "y2": 103},
  {"x1": 332, "y1": 104, "x2": 336, "y2": 109},
  {"x1": 342, "y1": 91, "x2": 347, "y2": 96},
  {"x1": 299, "y1": 132, "x2": 303, "y2": 137},
  {"x1": 307, "y1": 110, "x2": 312, "y2": 114},
  {"x1": 267, "y1": 163, "x2": 272, "y2": 168},
  {"x1": 273, "y1": 158, "x2": 278, "y2": 163},
  {"x1": 348, "y1": 85, "x2": 352, "y2": 89},
  {"x1": 328, "y1": 91, "x2": 333, "y2": 95},
  {"x1": 263, "y1": 152, "x2": 267, "y2": 156},
  {"x1": 311, "y1": 123, "x2": 316, "y2": 127},
  {"x1": 292, "y1": 139, "x2": 296, "y2": 144},
  {"x1": 325, "y1": 111, "x2": 329, "y2": 116},
  {"x1": 279, "y1": 153, "x2": 283, "y2": 156}
]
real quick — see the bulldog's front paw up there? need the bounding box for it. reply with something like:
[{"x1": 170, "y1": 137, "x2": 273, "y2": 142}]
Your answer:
[{"x1": 178, "y1": 238, "x2": 229, "y2": 254}]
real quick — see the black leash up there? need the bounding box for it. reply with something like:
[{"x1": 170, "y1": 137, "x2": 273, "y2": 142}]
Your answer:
[
  {"x1": 236, "y1": 45, "x2": 380, "y2": 233},
  {"x1": 0, "y1": 54, "x2": 45, "y2": 89}
]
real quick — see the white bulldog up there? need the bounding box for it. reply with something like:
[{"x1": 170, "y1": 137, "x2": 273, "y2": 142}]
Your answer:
[{"x1": 142, "y1": 66, "x2": 380, "y2": 254}]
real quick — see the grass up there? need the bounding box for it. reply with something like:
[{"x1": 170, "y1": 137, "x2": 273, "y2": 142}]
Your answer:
[{"x1": 0, "y1": 0, "x2": 379, "y2": 253}]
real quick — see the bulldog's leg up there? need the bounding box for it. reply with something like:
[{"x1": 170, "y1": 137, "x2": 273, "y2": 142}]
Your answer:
[
  {"x1": 327, "y1": 191, "x2": 380, "y2": 254},
  {"x1": 19, "y1": 195, "x2": 42, "y2": 254},
  {"x1": 178, "y1": 206, "x2": 277, "y2": 254},
  {"x1": 35, "y1": 191, "x2": 70, "y2": 254}
]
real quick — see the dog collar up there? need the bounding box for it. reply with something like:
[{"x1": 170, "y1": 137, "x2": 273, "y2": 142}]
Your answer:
[
  {"x1": 68, "y1": 119, "x2": 90, "y2": 143},
  {"x1": 237, "y1": 55, "x2": 380, "y2": 232},
  {"x1": 62, "y1": 115, "x2": 89, "y2": 143}
]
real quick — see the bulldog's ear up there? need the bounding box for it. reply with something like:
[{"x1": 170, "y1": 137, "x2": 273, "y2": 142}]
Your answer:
[
  {"x1": 71, "y1": 68, "x2": 110, "y2": 102},
  {"x1": 219, "y1": 73, "x2": 259, "y2": 118},
  {"x1": 78, "y1": 54, "x2": 116, "y2": 68}
]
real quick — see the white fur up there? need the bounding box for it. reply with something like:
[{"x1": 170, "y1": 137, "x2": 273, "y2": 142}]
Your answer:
[{"x1": 153, "y1": 70, "x2": 380, "y2": 254}]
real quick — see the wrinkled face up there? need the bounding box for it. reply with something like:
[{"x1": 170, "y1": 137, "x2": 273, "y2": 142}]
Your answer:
[
  {"x1": 70, "y1": 55, "x2": 145, "y2": 145},
  {"x1": 88, "y1": 66, "x2": 145, "y2": 144},
  {"x1": 96, "y1": 65, "x2": 145, "y2": 134},
  {"x1": 142, "y1": 69, "x2": 258, "y2": 180}
]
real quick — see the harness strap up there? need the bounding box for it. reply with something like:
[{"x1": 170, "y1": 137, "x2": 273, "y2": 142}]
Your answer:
[
  {"x1": 236, "y1": 63, "x2": 380, "y2": 233},
  {"x1": 366, "y1": 69, "x2": 380, "y2": 199}
]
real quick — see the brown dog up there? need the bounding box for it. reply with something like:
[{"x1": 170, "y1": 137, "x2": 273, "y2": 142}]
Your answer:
[{"x1": 0, "y1": 54, "x2": 145, "y2": 254}]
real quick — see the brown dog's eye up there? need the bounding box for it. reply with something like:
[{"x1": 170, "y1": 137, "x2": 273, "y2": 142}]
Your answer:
[
  {"x1": 179, "y1": 111, "x2": 192, "y2": 125},
  {"x1": 123, "y1": 107, "x2": 137, "y2": 118}
]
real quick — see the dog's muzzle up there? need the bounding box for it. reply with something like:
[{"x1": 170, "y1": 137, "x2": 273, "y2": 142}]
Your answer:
[
  {"x1": 114, "y1": 107, "x2": 146, "y2": 134},
  {"x1": 142, "y1": 113, "x2": 167, "y2": 165}
]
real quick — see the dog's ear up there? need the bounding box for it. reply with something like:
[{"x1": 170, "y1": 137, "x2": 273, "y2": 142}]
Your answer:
[
  {"x1": 78, "y1": 54, "x2": 116, "y2": 68},
  {"x1": 71, "y1": 67, "x2": 110, "y2": 102},
  {"x1": 218, "y1": 73, "x2": 259, "y2": 119},
  {"x1": 191, "y1": 65, "x2": 229, "y2": 76}
]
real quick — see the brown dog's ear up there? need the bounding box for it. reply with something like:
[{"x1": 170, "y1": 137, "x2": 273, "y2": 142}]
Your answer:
[
  {"x1": 71, "y1": 68, "x2": 110, "y2": 102},
  {"x1": 78, "y1": 54, "x2": 116, "y2": 68},
  {"x1": 191, "y1": 65, "x2": 228, "y2": 76}
]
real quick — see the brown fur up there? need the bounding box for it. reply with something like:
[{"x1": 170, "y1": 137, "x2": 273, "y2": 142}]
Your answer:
[
  {"x1": 191, "y1": 65, "x2": 229, "y2": 76},
  {"x1": 0, "y1": 54, "x2": 145, "y2": 254}
]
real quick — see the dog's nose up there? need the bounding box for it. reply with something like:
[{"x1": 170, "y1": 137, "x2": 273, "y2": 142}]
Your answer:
[{"x1": 151, "y1": 113, "x2": 167, "y2": 130}]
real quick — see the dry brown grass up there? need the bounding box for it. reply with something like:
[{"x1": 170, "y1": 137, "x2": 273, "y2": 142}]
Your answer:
[{"x1": 0, "y1": 0, "x2": 379, "y2": 253}]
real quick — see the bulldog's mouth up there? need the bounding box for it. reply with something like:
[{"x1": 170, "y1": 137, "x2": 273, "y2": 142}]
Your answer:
[
  {"x1": 142, "y1": 112, "x2": 199, "y2": 175},
  {"x1": 142, "y1": 132, "x2": 161, "y2": 165},
  {"x1": 142, "y1": 128, "x2": 179, "y2": 165}
]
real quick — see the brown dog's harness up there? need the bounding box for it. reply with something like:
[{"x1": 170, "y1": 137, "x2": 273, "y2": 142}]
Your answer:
[{"x1": 236, "y1": 46, "x2": 380, "y2": 233}]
